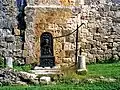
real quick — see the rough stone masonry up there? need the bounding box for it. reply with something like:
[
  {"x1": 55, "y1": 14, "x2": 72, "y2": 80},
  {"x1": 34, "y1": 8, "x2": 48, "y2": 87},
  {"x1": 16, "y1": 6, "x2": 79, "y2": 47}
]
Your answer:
[
  {"x1": 0, "y1": 0, "x2": 16, "y2": 67},
  {"x1": 0, "y1": 0, "x2": 120, "y2": 67}
]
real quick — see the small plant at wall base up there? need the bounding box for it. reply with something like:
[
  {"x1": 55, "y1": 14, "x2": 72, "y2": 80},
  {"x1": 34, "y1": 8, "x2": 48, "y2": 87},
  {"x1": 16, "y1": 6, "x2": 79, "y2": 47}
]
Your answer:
[{"x1": 13, "y1": 64, "x2": 32, "y2": 72}]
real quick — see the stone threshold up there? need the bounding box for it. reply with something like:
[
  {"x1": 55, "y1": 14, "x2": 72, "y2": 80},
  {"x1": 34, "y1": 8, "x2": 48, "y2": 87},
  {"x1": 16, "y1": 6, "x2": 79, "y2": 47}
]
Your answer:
[
  {"x1": 30, "y1": 70, "x2": 61, "y2": 75},
  {"x1": 30, "y1": 66, "x2": 61, "y2": 75},
  {"x1": 34, "y1": 66, "x2": 60, "y2": 70}
]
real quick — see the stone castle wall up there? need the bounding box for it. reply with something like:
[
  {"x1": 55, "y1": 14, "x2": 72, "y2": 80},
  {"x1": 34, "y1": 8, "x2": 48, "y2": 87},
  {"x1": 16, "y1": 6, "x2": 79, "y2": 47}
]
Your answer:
[
  {"x1": 24, "y1": 0, "x2": 120, "y2": 66},
  {"x1": 0, "y1": 0, "x2": 120, "y2": 67},
  {"x1": 0, "y1": 0, "x2": 16, "y2": 65},
  {"x1": 25, "y1": 0, "x2": 120, "y2": 66},
  {"x1": 0, "y1": 0, "x2": 26, "y2": 65}
]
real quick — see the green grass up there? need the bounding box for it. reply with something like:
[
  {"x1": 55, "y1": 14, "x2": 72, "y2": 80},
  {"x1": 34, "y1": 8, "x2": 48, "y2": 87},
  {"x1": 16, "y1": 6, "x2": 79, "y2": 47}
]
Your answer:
[
  {"x1": 1, "y1": 62, "x2": 120, "y2": 90},
  {"x1": 87, "y1": 62, "x2": 120, "y2": 78},
  {"x1": 13, "y1": 64, "x2": 32, "y2": 72},
  {"x1": 0, "y1": 82, "x2": 120, "y2": 90}
]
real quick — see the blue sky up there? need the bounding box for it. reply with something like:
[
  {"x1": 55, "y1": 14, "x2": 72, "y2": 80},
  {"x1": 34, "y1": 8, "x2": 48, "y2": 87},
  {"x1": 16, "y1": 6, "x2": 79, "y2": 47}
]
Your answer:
[{"x1": 112, "y1": 0, "x2": 120, "y2": 3}]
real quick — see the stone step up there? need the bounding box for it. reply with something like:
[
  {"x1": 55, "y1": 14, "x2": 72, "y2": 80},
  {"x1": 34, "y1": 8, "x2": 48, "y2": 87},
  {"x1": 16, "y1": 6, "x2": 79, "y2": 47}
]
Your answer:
[
  {"x1": 30, "y1": 69, "x2": 61, "y2": 75},
  {"x1": 34, "y1": 66, "x2": 60, "y2": 70},
  {"x1": 31, "y1": 66, "x2": 61, "y2": 75}
]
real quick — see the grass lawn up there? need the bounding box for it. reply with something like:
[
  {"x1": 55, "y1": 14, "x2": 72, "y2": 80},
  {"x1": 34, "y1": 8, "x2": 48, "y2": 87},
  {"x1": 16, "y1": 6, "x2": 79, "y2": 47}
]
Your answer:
[
  {"x1": 88, "y1": 62, "x2": 120, "y2": 78},
  {"x1": 1, "y1": 62, "x2": 120, "y2": 90}
]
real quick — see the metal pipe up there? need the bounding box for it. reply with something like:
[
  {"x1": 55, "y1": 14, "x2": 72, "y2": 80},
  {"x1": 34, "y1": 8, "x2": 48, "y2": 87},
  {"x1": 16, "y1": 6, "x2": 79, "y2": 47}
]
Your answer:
[{"x1": 75, "y1": 24, "x2": 79, "y2": 67}]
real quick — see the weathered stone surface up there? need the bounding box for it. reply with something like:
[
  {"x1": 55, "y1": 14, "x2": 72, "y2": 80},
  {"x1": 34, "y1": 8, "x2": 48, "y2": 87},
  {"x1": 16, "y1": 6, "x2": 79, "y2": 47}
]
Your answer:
[
  {"x1": 0, "y1": 42, "x2": 7, "y2": 48},
  {"x1": 0, "y1": 0, "x2": 15, "y2": 67},
  {"x1": 77, "y1": 69, "x2": 87, "y2": 75},
  {"x1": 117, "y1": 46, "x2": 120, "y2": 52},
  {"x1": 1, "y1": 0, "x2": 120, "y2": 67},
  {"x1": 5, "y1": 57, "x2": 13, "y2": 68},
  {"x1": 62, "y1": 58, "x2": 72, "y2": 63},
  {"x1": 110, "y1": 6, "x2": 118, "y2": 11},
  {"x1": 40, "y1": 76, "x2": 51, "y2": 84},
  {"x1": 0, "y1": 68, "x2": 41, "y2": 85},
  {"x1": 90, "y1": 48, "x2": 97, "y2": 54},
  {"x1": 5, "y1": 35, "x2": 15, "y2": 43},
  {"x1": 118, "y1": 52, "x2": 120, "y2": 57}
]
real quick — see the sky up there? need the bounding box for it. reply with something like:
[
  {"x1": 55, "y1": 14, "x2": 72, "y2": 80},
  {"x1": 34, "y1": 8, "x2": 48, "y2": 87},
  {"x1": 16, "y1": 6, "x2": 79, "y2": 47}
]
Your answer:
[{"x1": 112, "y1": 0, "x2": 120, "y2": 3}]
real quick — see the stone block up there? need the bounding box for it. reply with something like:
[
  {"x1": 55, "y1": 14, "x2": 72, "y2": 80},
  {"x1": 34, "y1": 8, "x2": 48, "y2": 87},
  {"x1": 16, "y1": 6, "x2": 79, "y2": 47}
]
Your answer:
[
  {"x1": 104, "y1": 54, "x2": 112, "y2": 59},
  {"x1": 105, "y1": 49, "x2": 112, "y2": 54},
  {"x1": 118, "y1": 52, "x2": 120, "y2": 57},
  {"x1": 87, "y1": 53, "x2": 93, "y2": 59},
  {"x1": 113, "y1": 50, "x2": 118, "y2": 55},
  {"x1": 0, "y1": 42, "x2": 7, "y2": 48},
  {"x1": 5, "y1": 57, "x2": 13, "y2": 68},
  {"x1": 114, "y1": 39, "x2": 120, "y2": 42},
  {"x1": 81, "y1": 38, "x2": 88, "y2": 43},
  {"x1": 0, "y1": 49, "x2": 5, "y2": 56},
  {"x1": 90, "y1": 48, "x2": 97, "y2": 54},
  {"x1": 115, "y1": 11, "x2": 120, "y2": 18},
  {"x1": 26, "y1": 16, "x2": 33, "y2": 22},
  {"x1": 60, "y1": 63, "x2": 69, "y2": 67},
  {"x1": 108, "y1": 38, "x2": 113, "y2": 42},
  {"x1": 0, "y1": 37, "x2": 5, "y2": 42},
  {"x1": 107, "y1": 43, "x2": 113, "y2": 49},
  {"x1": 62, "y1": 58, "x2": 71, "y2": 63},
  {"x1": 13, "y1": 49, "x2": 23, "y2": 57},
  {"x1": 113, "y1": 42, "x2": 119, "y2": 47},
  {"x1": 104, "y1": 4, "x2": 110, "y2": 11},
  {"x1": 97, "y1": 50, "x2": 104, "y2": 55},
  {"x1": 110, "y1": 6, "x2": 117, "y2": 11},
  {"x1": 101, "y1": 45, "x2": 107, "y2": 51},
  {"x1": 77, "y1": 69, "x2": 87, "y2": 75},
  {"x1": 110, "y1": 35, "x2": 116, "y2": 39},
  {"x1": 2, "y1": 49, "x2": 8, "y2": 57},
  {"x1": 5, "y1": 35, "x2": 15, "y2": 43},
  {"x1": 112, "y1": 18, "x2": 120, "y2": 23},
  {"x1": 85, "y1": 44, "x2": 92, "y2": 49},
  {"x1": 112, "y1": 48, "x2": 117, "y2": 51},
  {"x1": 27, "y1": 0, "x2": 34, "y2": 5},
  {"x1": 103, "y1": 36, "x2": 109, "y2": 39},
  {"x1": 101, "y1": 38, "x2": 107, "y2": 43},
  {"x1": 93, "y1": 35, "x2": 100, "y2": 40},
  {"x1": 40, "y1": 76, "x2": 51, "y2": 84},
  {"x1": 2, "y1": 49, "x2": 13, "y2": 57},
  {"x1": 113, "y1": 55, "x2": 119, "y2": 59},
  {"x1": 117, "y1": 46, "x2": 120, "y2": 52},
  {"x1": 7, "y1": 43, "x2": 15, "y2": 50}
]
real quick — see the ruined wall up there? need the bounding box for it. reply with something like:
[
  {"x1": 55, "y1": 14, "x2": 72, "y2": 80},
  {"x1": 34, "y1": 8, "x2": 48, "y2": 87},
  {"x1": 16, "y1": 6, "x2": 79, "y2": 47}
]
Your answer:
[
  {"x1": 78, "y1": 1, "x2": 120, "y2": 63},
  {"x1": 25, "y1": 7, "x2": 76, "y2": 65},
  {"x1": 24, "y1": 0, "x2": 120, "y2": 66},
  {"x1": 25, "y1": 0, "x2": 79, "y2": 66},
  {"x1": 0, "y1": 0, "x2": 27, "y2": 66},
  {"x1": 0, "y1": 0, "x2": 16, "y2": 65},
  {"x1": 1, "y1": 0, "x2": 120, "y2": 67}
]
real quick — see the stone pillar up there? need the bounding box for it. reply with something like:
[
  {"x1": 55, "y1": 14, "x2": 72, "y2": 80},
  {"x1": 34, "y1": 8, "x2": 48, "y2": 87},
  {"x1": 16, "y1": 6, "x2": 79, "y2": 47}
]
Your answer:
[
  {"x1": 5, "y1": 35, "x2": 15, "y2": 68},
  {"x1": 77, "y1": 55, "x2": 87, "y2": 75},
  {"x1": 77, "y1": 55, "x2": 86, "y2": 69},
  {"x1": 6, "y1": 57, "x2": 13, "y2": 68}
]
